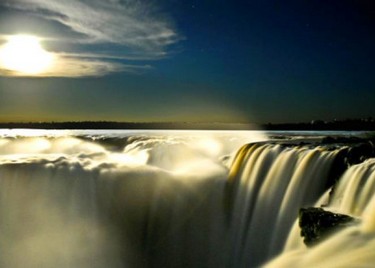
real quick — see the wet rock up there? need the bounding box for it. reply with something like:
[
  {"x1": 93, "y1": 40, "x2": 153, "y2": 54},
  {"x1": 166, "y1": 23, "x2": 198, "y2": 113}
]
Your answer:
[
  {"x1": 299, "y1": 207, "x2": 356, "y2": 247},
  {"x1": 325, "y1": 148, "x2": 349, "y2": 190},
  {"x1": 325, "y1": 142, "x2": 375, "y2": 204},
  {"x1": 345, "y1": 142, "x2": 375, "y2": 166},
  {"x1": 320, "y1": 138, "x2": 375, "y2": 167}
]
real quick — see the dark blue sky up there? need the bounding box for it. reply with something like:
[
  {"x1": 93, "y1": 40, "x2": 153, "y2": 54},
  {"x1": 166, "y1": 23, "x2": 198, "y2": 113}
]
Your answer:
[{"x1": 0, "y1": 0, "x2": 374, "y2": 123}]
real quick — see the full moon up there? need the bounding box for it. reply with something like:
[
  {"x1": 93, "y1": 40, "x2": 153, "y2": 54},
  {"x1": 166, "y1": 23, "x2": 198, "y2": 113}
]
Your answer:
[{"x1": 0, "y1": 35, "x2": 54, "y2": 75}]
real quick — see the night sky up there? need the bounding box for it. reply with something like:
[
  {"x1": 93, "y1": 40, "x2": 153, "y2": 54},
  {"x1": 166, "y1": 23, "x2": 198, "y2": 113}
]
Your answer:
[{"x1": 0, "y1": 0, "x2": 374, "y2": 124}]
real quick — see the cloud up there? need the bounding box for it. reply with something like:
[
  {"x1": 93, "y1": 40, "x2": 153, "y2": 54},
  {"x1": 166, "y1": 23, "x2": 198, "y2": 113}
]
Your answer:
[
  {"x1": 0, "y1": 54, "x2": 152, "y2": 78},
  {"x1": 3, "y1": 0, "x2": 180, "y2": 50},
  {"x1": 0, "y1": 0, "x2": 181, "y2": 77}
]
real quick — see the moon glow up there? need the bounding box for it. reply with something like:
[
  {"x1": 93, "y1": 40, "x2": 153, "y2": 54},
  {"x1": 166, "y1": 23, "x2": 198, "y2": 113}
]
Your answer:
[{"x1": 0, "y1": 35, "x2": 54, "y2": 75}]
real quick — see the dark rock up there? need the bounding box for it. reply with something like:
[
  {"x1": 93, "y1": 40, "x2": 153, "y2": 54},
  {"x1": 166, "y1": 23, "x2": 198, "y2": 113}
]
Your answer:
[
  {"x1": 321, "y1": 136, "x2": 336, "y2": 144},
  {"x1": 325, "y1": 142, "x2": 375, "y2": 205},
  {"x1": 345, "y1": 142, "x2": 375, "y2": 166},
  {"x1": 299, "y1": 207, "x2": 356, "y2": 247},
  {"x1": 321, "y1": 136, "x2": 365, "y2": 144},
  {"x1": 325, "y1": 148, "x2": 349, "y2": 192}
]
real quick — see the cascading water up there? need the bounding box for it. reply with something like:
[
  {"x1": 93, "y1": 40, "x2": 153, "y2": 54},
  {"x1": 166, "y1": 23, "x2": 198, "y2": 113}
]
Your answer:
[
  {"x1": 226, "y1": 143, "x2": 343, "y2": 267},
  {"x1": 0, "y1": 130, "x2": 374, "y2": 267},
  {"x1": 266, "y1": 158, "x2": 375, "y2": 267}
]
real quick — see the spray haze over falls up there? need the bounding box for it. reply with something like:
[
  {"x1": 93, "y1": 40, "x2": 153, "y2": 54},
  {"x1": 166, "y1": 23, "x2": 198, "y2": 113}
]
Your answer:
[{"x1": 0, "y1": 130, "x2": 375, "y2": 267}]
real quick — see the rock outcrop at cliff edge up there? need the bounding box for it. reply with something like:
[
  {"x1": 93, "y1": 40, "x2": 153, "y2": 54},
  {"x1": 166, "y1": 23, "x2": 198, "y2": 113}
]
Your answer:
[{"x1": 299, "y1": 207, "x2": 356, "y2": 247}]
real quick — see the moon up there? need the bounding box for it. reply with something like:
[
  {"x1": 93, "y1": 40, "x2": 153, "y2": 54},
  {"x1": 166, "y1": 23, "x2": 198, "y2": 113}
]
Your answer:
[{"x1": 0, "y1": 35, "x2": 54, "y2": 75}]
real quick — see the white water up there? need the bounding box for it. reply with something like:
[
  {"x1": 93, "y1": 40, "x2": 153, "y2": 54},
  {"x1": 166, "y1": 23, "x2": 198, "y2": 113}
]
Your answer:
[
  {"x1": 0, "y1": 130, "x2": 374, "y2": 267},
  {"x1": 267, "y1": 159, "x2": 375, "y2": 267},
  {"x1": 0, "y1": 130, "x2": 266, "y2": 267},
  {"x1": 226, "y1": 143, "x2": 342, "y2": 267}
]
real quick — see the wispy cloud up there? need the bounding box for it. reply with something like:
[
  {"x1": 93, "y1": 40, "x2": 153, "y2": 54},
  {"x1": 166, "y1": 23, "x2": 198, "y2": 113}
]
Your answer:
[
  {"x1": 0, "y1": 0, "x2": 181, "y2": 77},
  {"x1": 0, "y1": 56, "x2": 152, "y2": 78}
]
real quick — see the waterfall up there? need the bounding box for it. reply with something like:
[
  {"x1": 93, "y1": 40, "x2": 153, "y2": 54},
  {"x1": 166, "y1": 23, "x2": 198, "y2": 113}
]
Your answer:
[
  {"x1": 0, "y1": 132, "x2": 373, "y2": 267},
  {"x1": 267, "y1": 158, "x2": 375, "y2": 267},
  {"x1": 226, "y1": 143, "x2": 343, "y2": 267},
  {"x1": 0, "y1": 133, "x2": 254, "y2": 268}
]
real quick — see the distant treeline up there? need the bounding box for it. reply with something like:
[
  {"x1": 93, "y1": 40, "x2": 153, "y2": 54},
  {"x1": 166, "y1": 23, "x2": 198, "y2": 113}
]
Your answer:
[
  {"x1": 264, "y1": 118, "x2": 375, "y2": 131},
  {"x1": 0, "y1": 118, "x2": 374, "y2": 130},
  {"x1": 0, "y1": 121, "x2": 259, "y2": 130}
]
